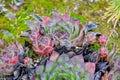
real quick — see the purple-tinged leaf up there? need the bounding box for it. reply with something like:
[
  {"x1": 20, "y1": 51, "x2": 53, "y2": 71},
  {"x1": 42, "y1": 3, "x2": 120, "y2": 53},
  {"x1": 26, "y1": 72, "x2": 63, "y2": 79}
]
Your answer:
[
  {"x1": 64, "y1": 60, "x2": 74, "y2": 68},
  {"x1": 20, "y1": 30, "x2": 31, "y2": 37},
  {"x1": 50, "y1": 51, "x2": 59, "y2": 62},
  {"x1": 5, "y1": 12, "x2": 16, "y2": 20},
  {"x1": 67, "y1": 51, "x2": 75, "y2": 58},
  {"x1": 45, "y1": 60, "x2": 54, "y2": 72},
  {"x1": 85, "y1": 62, "x2": 96, "y2": 74},
  {"x1": 36, "y1": 65, "x2": 44, "y2": 75},
  {"x1": 71, "y1": 55, "x2": 85, "y2": 69},
  {"x1": 32, "y1": 14, "x2": 42, "y2": 22},
  {"x1": 1, "y1": 30, "x2": 14, "y2": 38},
  {"x1": 25, "y1": 20, "x2": 40, "y2": 31},
  {"x1": 13, "y1": 0, "x2": 24, "y2": 6},
  {"x1": 0, "y1": 39, "x2": 5, "y2": 48},
  {"x1": 40, "y1": 72, "x2": 47, "y2": 80},
  {"x1": 57, "y1": 53, "x2": 69, "y2": 63},
  {"x1": 86, "y1": 22, "x2": 99, "y2": 31},
  {"x1": 62, "y1": 14, "x2": 70, "y2": 21}
]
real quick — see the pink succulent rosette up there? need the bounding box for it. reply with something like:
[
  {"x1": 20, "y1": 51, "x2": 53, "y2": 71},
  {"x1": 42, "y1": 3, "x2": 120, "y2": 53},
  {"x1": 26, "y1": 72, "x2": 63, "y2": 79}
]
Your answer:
[{"x1": 98, "y1": 35, "x2": 108, "y2": 46}]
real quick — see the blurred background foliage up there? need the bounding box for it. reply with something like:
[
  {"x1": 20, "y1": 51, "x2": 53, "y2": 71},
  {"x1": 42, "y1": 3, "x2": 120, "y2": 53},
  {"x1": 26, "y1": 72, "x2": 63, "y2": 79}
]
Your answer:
[{"x1": 0, "y1": 0, "x2": 120, "y2": 54}]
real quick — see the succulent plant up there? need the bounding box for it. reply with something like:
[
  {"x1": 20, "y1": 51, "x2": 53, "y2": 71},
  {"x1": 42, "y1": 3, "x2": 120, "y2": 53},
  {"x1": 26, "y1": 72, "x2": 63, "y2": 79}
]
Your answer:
[
  {"x1": 36, "y1": 54, "x2": 94, "y2": 80},
  {"x1": 8, "y1": 0, "x2": 24, "y2": 11},
  {"x1": 98, "y1": 35, "x2": 108, "y2": 46},
  {"x1": 30, "y1": 35, "x2": 54, "y2": 56},
  {"x1": 34, "y1": 12, "x2": 81, "y2": 41},
  {"x1": 98, "y1": 47, "x2": 108, "y2": 62},
  {"x1": 23, "y1": 20, "x2": 54, "y2": 56},
  {"x1": 0, "y1": 42, "x2": 24, "y2": 75},
  {"x1": 0, "y1": 41, "x2": 36, "y2": 80},
  {"x1": 19, "y1": 13, "x2": 118, "y2": 80},
  {"x1": 87, "y1": 32, "x2": 96, "y2": 45}
]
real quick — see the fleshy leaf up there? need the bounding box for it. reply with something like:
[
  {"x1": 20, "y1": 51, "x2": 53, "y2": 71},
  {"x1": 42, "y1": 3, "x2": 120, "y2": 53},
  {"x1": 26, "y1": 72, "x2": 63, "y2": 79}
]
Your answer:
[
  {"x1": 71, "y1": 55, "x2": 85, "y2": 69},
  {"x1": 57, "y1": 53, "x2": 69, "y2": 63},
  {"x1": 25, "y1": 20, "x2": 40, "y2": 31},
  {"x1": 50, "y1": 51, "x2": 59, "y2": 62},
  {"x1": 85, "y1": 62, "x2": 96, "y2": 74},
  {"x1": 32, "y1": 14, "x2": 42, "y2": 22},
  {"x1": 45, "y1": 60, "x2": 55, "y2": 72},
  {"x1": 40, "y1": 72, "x2": 47, "y2": 80},
  {"x1": 86, "y1": 22, "x2": 99, "y2": 31}
]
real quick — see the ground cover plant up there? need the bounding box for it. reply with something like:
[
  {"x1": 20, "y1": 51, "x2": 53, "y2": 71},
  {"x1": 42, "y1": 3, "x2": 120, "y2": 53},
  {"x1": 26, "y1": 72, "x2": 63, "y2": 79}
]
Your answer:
[{"x1": 0, "y1": 0, "x2": 120, "y2": 80}]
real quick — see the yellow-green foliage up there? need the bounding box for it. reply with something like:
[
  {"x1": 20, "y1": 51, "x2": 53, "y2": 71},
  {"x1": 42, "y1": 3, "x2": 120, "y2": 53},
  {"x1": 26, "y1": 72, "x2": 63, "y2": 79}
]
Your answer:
[{"x1": 105, "y1": 0, "x2": 120, "y2": 27}]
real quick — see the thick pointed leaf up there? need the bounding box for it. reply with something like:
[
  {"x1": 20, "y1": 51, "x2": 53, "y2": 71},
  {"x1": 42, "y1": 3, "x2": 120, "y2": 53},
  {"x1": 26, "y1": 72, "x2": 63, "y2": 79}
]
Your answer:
[
  {"x1": 45, "y1": 60, "x2": 55, "y2": 72},
  {"x1": 0, "y1": 39, "x2": 5, "y2": 48},
  {"x1": 36, "y1": 65, "x2": 44, "y2": 75},
  {"x1": 87, "y1": 22, "x2": 99, "y2": 31},
  {"x1": 5, "y1": 12, "x2": 16, "y2": 20},
  {"x1": 85, "y1": 62, "x2": 95, "y2": 74},
  {"x1": 71, "y1": 55, "x2": 84, "y2": 69},
  {"x1": 40, "y1": 72, "x2": 47, "y2": 80},
  {"x1": 25, "y1": 20, "x2": 40, "y2": 31},
  {"x1": 57, "y1": 53, "x2": 69, "y2": 63},
  {"x1": 50, "y1": 51, "x2": 59, "y2": 62},
  {"x1": 32, "y1": 14, "x2": 42, "y2": 22},
  {"x1": 64, "y1": 60, "x2": 74, "y2": 68},
  {"x1": 20, "y1": 30, "x2": 31, "y2": 37}
]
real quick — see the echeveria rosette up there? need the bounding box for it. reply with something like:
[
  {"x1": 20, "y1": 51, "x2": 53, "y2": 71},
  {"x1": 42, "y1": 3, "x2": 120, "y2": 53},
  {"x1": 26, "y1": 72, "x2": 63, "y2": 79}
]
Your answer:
[
  {"x1": 43, "y1": 12, "x2": 80, "y2": 40},
  {"x1": 98, "y1": 35, "x2": 108, "y2": 46},
  {"x1": 24, "y1": 20, "x2": 54, "y2": 56},
  {"x1": 29, "y1": 27, "x2": 54, "y2": 56},
  {"x1": 98, "y1": 47, "x2": 109, "y2": 62},
  {"x1": 0, "y1": 42, "x2": 24, "y2": 75}
]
